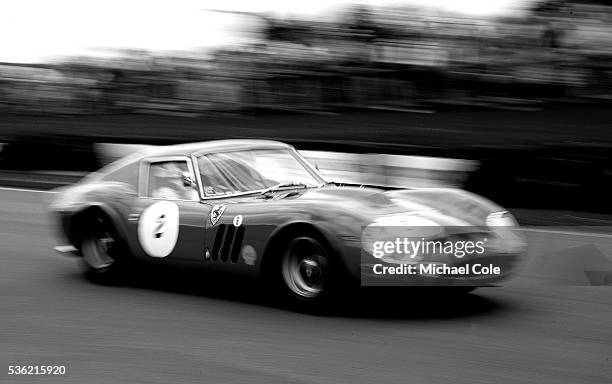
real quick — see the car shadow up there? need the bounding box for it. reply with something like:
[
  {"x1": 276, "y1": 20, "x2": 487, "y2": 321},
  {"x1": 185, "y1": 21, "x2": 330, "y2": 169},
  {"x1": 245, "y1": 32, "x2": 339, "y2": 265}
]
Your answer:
[
  {"x1": 328, "y1": 288, "x2": 510, "y2": 320},
  {"x1": 72, "y1": 264, "x2": 513, "y2": 320}
]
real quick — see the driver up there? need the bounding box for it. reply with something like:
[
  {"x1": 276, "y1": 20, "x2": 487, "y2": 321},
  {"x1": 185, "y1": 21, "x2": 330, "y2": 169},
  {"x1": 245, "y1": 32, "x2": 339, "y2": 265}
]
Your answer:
[{"x1": 151, "y1": 163, "x2": 198, "y2": 200}]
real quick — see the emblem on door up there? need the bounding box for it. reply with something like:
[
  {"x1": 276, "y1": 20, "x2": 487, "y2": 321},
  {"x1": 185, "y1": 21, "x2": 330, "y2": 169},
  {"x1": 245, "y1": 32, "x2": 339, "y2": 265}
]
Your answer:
[{"x1": 210, "y1": 204, "x2": 227, "y2": 226}]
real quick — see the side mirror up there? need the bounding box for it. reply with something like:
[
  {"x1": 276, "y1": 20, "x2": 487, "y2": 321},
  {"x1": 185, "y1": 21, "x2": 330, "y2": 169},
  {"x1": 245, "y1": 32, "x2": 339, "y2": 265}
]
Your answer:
[{"x1": 181, "y1": 172, "x2": 196, "y2": 188}]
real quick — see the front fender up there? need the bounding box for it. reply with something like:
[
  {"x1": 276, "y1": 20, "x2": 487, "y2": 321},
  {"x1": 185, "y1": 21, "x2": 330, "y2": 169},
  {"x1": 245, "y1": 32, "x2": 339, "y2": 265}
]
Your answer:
[{"x1": 262, "y1": 218, "x2": 361, "y2": 281}]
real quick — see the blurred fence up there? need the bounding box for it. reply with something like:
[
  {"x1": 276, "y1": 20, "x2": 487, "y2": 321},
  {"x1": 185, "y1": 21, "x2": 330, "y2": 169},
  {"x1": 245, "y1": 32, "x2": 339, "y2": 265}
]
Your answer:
[
  {"x1": 0, "y1": 137, "x2": 610, "y2": 213},
  {"x1": 300, "y1": 150, "x2": 477, "y2": 188}
]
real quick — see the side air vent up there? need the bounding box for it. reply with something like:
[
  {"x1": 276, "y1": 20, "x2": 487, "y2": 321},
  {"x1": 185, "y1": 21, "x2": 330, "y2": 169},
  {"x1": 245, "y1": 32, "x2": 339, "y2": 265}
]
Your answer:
[
  {"x1": 230, "y1": 226, "x2": 245, "y2": 263},
  {"x1": 211, "y1": 224, "x2": 245, "y2": 263},
  {"x1": 220, "y1": 225, "x2": 235, "y2": 262},
  {"x1": 211, "y1": 224, "x2": 225, "y2": 261}
]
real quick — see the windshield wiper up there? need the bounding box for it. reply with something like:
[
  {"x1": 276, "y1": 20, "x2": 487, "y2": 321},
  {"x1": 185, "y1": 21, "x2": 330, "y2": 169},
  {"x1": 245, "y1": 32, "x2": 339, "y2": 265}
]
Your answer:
[{"x1": 260, "y1": 182, "x2": 310, "y2": 195}]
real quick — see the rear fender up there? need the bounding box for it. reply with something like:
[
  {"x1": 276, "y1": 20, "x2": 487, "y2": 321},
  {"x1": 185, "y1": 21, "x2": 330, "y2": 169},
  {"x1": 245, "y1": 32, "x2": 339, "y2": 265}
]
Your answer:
[{"x1": 69, "y1": 202, "x2": 130, "y2": 250}]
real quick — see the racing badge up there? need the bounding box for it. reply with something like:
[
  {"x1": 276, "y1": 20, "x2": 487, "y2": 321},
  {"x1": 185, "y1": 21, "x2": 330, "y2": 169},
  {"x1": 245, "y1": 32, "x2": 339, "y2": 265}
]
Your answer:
[
  {"x1": 233, "y1": 215, "x2": 243, "y2": 227},
  {"x1": 138, "y1": 201, "x2": 180, "y2": 258},
  {"x1": 210, "y1": 204, "x2": 227, "y2": 226}
]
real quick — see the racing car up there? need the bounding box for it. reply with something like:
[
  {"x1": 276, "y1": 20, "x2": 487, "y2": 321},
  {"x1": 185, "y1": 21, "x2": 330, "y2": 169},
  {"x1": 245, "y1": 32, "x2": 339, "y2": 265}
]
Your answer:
[{"x1": 49, "y1": 140, "x2": 526, "y2": 308}]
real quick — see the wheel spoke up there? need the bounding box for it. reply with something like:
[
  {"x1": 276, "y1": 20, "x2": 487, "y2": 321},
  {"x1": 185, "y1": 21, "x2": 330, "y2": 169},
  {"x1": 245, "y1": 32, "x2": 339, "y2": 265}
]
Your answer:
[{"x1": 83, "y1": 230, "x2": 116, "y2": 270}]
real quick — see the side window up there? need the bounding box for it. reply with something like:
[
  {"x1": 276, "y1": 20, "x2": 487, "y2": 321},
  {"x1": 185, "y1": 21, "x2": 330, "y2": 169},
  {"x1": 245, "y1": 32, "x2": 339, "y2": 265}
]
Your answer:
[
  {"x1": 147, "y1": 161, "x2": 198, "y2": 200},
  {"x1": 197, "y1": 153, "x2": 272, "y2": 196}
]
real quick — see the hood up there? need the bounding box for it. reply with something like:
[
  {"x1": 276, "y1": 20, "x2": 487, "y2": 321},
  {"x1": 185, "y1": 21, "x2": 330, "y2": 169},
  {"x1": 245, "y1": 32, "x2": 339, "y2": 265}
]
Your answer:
[{"x1": 286, "y1": 185, "x2": 502, "y2": 226}]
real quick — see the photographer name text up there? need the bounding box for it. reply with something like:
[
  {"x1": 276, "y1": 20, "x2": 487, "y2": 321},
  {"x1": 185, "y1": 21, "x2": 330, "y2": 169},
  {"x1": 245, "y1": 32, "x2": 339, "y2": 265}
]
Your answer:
[{"x1": 373, "y1": 263, "x2": 501, "y2": 276}]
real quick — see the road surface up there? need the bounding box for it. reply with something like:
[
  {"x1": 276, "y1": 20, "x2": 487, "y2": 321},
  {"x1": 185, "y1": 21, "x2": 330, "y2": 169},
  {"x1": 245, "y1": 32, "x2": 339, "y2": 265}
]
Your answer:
[{"x1": 1, "y1": 188, "x2": 610, "y2": 383}]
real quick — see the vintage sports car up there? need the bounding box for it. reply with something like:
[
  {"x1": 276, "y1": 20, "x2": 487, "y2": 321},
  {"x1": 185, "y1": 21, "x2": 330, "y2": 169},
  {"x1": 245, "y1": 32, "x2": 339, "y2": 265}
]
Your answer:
[{"x1": 49, "y1": 140, "x2": 526, "y2": 308}]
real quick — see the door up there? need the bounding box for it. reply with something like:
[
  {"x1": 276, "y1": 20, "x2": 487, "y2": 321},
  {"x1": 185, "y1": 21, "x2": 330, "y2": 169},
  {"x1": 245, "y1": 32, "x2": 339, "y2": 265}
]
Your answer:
[{"x1": 129, "y1": 157, "x2": 211, "y2": 262}]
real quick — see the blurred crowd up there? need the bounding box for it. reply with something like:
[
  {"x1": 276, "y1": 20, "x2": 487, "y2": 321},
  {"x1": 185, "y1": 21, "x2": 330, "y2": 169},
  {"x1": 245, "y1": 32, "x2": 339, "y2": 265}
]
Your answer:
[{"x1": 1, "y1": 0, "x2": 611, "y2": 115}]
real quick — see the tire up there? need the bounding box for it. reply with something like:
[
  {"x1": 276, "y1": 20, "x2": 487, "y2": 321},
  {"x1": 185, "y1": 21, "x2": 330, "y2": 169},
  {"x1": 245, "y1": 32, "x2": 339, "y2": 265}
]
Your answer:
[
  {"x1": 272, "y1": 232, "x2": 347, "y2": 312},
  {"x1": 80, "y1": 214, "x2": 130, "y2": 285}
]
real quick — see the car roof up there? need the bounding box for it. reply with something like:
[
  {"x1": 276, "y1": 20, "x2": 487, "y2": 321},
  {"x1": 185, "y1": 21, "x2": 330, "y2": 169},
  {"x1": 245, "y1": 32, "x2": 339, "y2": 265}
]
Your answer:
[
  {"x1": 141, "y1": 139, "x2": 292, "y2": 158},
  {"x1": 92, "y1": 139, "x2": 294, "y2": 181}
]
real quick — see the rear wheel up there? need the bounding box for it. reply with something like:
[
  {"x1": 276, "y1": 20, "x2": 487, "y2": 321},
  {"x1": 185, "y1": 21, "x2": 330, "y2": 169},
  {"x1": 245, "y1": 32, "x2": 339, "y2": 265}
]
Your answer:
[{"x1": 80, "y1": 214, "x2": 130, "y2": 284}]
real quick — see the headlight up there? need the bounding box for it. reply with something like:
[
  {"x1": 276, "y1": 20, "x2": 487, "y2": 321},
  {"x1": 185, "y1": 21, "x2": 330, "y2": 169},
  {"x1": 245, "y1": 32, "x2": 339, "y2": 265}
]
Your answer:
[
  {"x1": 486, "y1": 211, "x2": 517, "y2": 228},
  {"x1": 371, "y1": 213, "x2": 439, "y2": 227},
  {"x1": 361, "y1": 214, "x2": 443, "y2": 263},
  {"x1": 486, "y1": 211, "x2": 526, "y2": 253}
]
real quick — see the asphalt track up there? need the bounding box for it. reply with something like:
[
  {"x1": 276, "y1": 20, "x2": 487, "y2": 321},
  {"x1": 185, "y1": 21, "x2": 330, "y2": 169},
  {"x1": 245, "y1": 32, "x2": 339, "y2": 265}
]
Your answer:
[{"x1": 1, "y1": 188, "x2": 611, "y2": 384}]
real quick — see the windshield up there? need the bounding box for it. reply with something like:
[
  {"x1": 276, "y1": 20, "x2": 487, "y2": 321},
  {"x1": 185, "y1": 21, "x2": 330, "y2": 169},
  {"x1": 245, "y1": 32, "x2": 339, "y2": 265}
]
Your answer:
[{"x1": 196, "y1": 148, "x2": 323, "y2": 197}]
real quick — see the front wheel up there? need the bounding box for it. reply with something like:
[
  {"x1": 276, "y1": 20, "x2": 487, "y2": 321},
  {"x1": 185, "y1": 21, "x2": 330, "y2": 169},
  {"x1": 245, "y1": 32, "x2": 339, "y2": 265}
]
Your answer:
[
  {"x1": 274, "y1": 233, "x2": 348, "y2": 312},
  {"x1": 281, "y1": 236, "x2": 331, "y2": 300}
]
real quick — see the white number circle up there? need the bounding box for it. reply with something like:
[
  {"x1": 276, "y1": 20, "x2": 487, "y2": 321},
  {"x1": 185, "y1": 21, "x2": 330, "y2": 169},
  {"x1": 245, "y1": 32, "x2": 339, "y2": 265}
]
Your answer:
[
  {"x1": 233, "y1": 215, "x2": 243, "y2": 227},
  {"x1": 138, "y1": 201, "x2": 180, "y2": 258}
]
